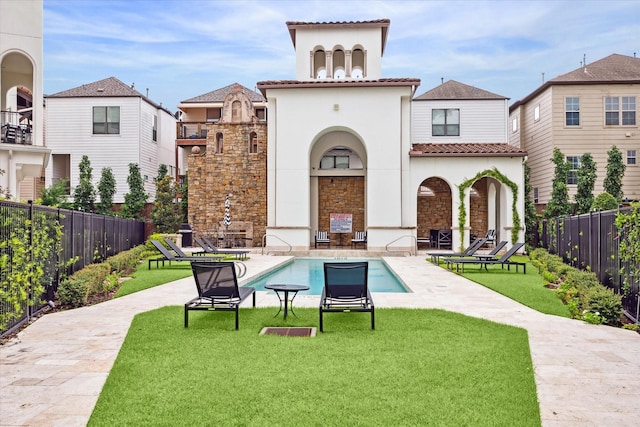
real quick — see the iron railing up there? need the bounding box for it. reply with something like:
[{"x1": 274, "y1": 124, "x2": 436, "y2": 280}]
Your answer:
[
  {"x1": 1, "y1": 201, "x2": 145, "y2": 337},
  {"x1": 539, "y1": 207, "x2": 639, "y2": 323}
]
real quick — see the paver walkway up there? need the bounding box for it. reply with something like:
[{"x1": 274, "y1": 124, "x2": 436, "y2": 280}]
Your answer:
[{"x1": 1, "y1": 254, "x2": 639, "y2": 426}]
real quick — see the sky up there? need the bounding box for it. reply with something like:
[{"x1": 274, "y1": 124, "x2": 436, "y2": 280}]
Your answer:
[{"x1": 43, "y1": 0, "x2": 639, "y2": 113}]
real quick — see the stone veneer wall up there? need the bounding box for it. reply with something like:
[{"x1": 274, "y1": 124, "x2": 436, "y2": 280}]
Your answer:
[
  {"x1": 417, "y1": 177, "x2": 452, "y2": 238},
  {"x1": 469, "y1": 178, "x2": 488, "y2": 237},
  {"x1": 318, "y1": 176, "x2": 365, "y2": 246},
  {"x1": 187, "y1": 122, "x2": 267, "y2": 246}
]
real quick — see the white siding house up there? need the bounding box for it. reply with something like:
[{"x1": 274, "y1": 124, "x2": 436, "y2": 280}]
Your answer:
[{"x1": 44, "y1": 77, "x2": 177, "y2": 204}]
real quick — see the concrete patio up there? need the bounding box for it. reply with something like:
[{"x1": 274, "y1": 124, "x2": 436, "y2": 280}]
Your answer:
[{"x1": 1, "y1": 253, "x2": 639, "y2": 426}]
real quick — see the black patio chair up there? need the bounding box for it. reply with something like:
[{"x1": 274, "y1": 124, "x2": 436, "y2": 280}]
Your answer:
[
  {"x1": 429, "y1": 238, "x2": 488, "y2": 264},
  {"x1": 446, "y1": 242, "x2": 526, "y2": 273},
  {"x1": 185, "y1": 262, "x2": 255, "y2": 329},
  {"x1": 319, "y1": 262, "x2": 374, "y2": 332},
  {"x1": 148, "y1": 239, "x2": 223, "y2": 269}
]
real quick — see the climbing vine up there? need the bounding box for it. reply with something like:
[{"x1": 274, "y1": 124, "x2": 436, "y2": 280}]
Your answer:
[
  {"x1": 615, "y1": 202, "x2": 640, "y2": 296},
  {"x1": 458, "y1": 168, "x2": 521, "y2": 246}
]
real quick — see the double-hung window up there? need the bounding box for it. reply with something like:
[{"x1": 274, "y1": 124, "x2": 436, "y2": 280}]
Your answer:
[
  {"x1": 565, "y1": 97, "x2": 580, "y2": 126},
  {"x1": 432, "y1": 109, "x2": 460, "y2": 136},
  {"x1": 93, "y1": 106, "x2": 120, "y2": 134},
  {"x1": 566, "y1": 156, "x2": 580, "y2": 185},
  {"x1": 605, "y1": 96, "x2": 636, "y2": 126},
  {"x1": 627, "y1": 150, "x2": 637, "y2": 165}
]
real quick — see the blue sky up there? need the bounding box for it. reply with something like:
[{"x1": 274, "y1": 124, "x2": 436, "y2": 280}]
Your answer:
[{"x1": 43, "y1": 0, "x2": 639, "y2": 113}]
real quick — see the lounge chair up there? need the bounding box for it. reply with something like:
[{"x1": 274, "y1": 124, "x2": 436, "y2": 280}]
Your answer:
[
  {"x1": 195, "y1": 236, "x2": 251, "y2": 260},
  {"x1": 148, "y1": 239, "x2": 223, "y2": 269},
  {"x1": 315, "y1": 230, "x2": 330, "y2": 248},
  {"x1": 185, "y1": 262, "x2": 255, "y2": 329},
  {"x1": 319, "y1": 262, "x2": 375, "y2": 332},
  {"x1": 443, "y1": 240, "x2": 508, "y2": 267},
  {"x1": 429, "y1": 238, "x2": 488, "y2": 264},
  {"x1": 351, "y1": 231, "x2": 367, "y2": 248},
  {"x1": 446, "y1": 242, "x2": 526, "y2": 273}
]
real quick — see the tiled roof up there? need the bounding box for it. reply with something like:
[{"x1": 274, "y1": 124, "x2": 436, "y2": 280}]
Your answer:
[
  {"x1": 286, "y1": 19, "x2": 390, "y2": 54},
  {"x1": 551, "y1": 54, "x2": 640, "y2": 82},
  {"x1": 511, "y1": 54, "x2": 640, "y2": 110},
  {"x1": 46, "y1": 76, "x2": 173, "y2": 114},
  {"x1": 256, "y1": 78, "x2": 421, "y2": 96},
  {"x1": 414, "y1": 80, "x2": 507, "y2": 100},
  {"x1": 410, "y1": 143, "x2": 526, "y2": 157},
  {"x1": 181, "y1": 83, "x2": 265, "y2": 103}
]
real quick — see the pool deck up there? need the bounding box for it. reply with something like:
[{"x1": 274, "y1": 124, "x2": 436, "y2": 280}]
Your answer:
[{"x1": 1, "y1": 253, "x2": 639, "y2": 426}]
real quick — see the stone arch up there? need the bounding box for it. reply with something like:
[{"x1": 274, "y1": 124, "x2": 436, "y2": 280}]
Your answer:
[{"x1": 416, "y1": 177, "x2": 453, "y2": 243}]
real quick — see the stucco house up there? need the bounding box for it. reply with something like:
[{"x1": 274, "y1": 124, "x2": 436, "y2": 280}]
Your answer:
[
  {"x1": 249, "y1": 19, "x2": 525, "y2": 252},
  {"x1": 509, "y1": 53, "x2": 640, "y2": 210},
  {"x1": 0, "y1": 0, "x2": 50, "y2": 201},
  {"x1": 44, "y1": 77, "x2": 178, "y2": 204}
]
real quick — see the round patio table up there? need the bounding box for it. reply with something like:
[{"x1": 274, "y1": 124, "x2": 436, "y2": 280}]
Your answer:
[{"x1": 265, "y1": 284, "x2": 310, "y2": 320}]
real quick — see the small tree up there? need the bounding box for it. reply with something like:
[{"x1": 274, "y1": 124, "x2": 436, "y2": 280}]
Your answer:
[
  {"x1": 575, "y1": 153, "x2": 597, "y2": 214},
  {"x1": 544, "y1": 148, "x2": 572, "y2": 218},
  {"x1": 151, "y1": 175, "x2": 182, "y2": 233},
  {"x1": 73, "y1": 155, "x2": 96, "y2": 212},
  {"x1": 96, "y1": 167, "x2": 116, "y2": 215},
  {"x1": 156, "y1": 164, "x2": 168, "y2": 182},
  {"x1": 120, "y1": 163, "x2": 148, "y2": 219},
  {"x1": 591, "y1": 192, "x2": 618, "y2": 211},
  {"x1": 603, "y1": 145, "x2": 626, "y2": 202},
  {"x1": 39, "y1": 179, "x2": 72, "y2": 208}
]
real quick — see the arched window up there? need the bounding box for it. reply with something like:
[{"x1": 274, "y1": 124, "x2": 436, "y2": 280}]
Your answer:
[
  {"x1": 216, "y1": 133, "x2": 224, "y2": 154},
  {"x1": 249, "y1": 132, "x2": 258, "y2": 154},
  {"x1": 352, "y1": 48, "x2": 365, "y2": 78},
  {"x1": 314, "y1": 49, "x2": 326, "y2": 79},
  {"x1": 232, "y1": 100, "x2": 241, "y2": 122},
  {"x1": 333, "y1": 49, "x2": 345, "y2": 79}
]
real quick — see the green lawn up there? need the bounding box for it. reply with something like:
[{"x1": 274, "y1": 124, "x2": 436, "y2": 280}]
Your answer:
[
  {"x1": 452, "y1": 256, "x2": 571, "y2": 318},
  {"x1": 89, "y1": 307, "x2": 541, "y2": 426},
  {"x1": 114, "y1": 259, "x2": 193, "y2": 298}
]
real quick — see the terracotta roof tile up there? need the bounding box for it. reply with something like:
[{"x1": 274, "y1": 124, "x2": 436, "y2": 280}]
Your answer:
[
  {"x1": 414, "y1": 80, "x2": 507, "y2": 100},
  {"x1": 181, "y1": 83, "x2": 265, "y2": 103},
  {"x1": 285, "y1": 19, "x2": 390, "y2": 54},
  {"x1": 410, "y1": 143, "x2": 526, "y2": 157}
]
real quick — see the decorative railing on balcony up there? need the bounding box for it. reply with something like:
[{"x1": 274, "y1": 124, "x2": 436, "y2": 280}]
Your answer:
[
  {"x1": 1, "y1": 110, "x2": 32, "y2": 145},
  {"x1": 176, "y1": 122, "x2": 209, "y2": 143}
]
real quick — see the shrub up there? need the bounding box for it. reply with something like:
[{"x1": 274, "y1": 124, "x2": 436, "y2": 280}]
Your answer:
[
  {"x1": 586, "y1": 287, "x2": 622, "y2": 326},
  {"x1": 55, "y1": 263, "x2": 111, "y2": 307},
  {"x1": 591, "y1": 192, "x2": 618, "y2": 211},
  {"x1": 57, "y1": 277, "x2": 89, "y2": 307},
  {"x1": 105, "y1": 245, "x2": 145, "y2": 275}
]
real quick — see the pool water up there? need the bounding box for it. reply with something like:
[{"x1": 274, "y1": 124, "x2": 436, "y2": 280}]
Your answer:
[{"x1": 244, "y1": 258, "x2": 409, "y2": 295}]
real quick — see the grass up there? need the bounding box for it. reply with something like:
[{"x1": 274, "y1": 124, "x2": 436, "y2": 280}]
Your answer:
[
  {"x1": 89, "y1": 307, "x2": 541, "y2": 426},
  {"x1": 114, "y1": 259, "x2": 193, "y2": 298},
  {"x1": 451, "y1": 256, "x2": 571, "y2": 318}
]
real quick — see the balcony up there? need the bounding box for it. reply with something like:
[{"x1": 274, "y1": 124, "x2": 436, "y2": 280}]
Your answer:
[
  {"x1": 1, "y1": 110, "x2": 32, "y2": 145},
  {"x1": 176, "y1": 122, "x2": 208, "y2": 146}
]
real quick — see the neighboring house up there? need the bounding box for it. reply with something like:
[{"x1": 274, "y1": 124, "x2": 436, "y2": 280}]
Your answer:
[
  {"x1": 509, "y1": 53, "x2": 640, "y2": 210},
  {"x1": 0, "y1": 0, "x2": 50, "y2": 201},
  {"x1": 252, "y1": 19, "x2": 525, "y2": 251},
  {"x1": 411, "y1": 80, "x2": 526, "y2": 248},
  {"x1": 177, "y1": 83, "x2": 267, "y2": 246},
  {"x1": 44, "y1": 77, "x2": 178, "y2": 204}
]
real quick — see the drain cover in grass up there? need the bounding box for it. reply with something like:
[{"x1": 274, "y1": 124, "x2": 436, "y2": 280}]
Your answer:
[{"x1": 260, "y1": 327, "x2": 316, "y2": 337}]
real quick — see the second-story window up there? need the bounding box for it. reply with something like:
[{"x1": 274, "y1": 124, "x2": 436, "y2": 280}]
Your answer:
[
  {"x1": 565, "y1": 97, "x2": 580, "y2": 126},
  {"x1": 605, "y1": 96, "x2": 636, "y2": 126},
  {"x1": 566, "y1": 156, "x2": 580, "y2": 185},
  {"x1": 152, "y1": 115, "x2": 157, "y2": 142},
  {"x1": 432, "y1": 109, "x2": 460, "y2": 136},
  {"x1": 216, "y1": 132, "x2": 223, "y2": 154},
  {"x1": 93, "y1": 106, "x2": 120, "y2": 134}
]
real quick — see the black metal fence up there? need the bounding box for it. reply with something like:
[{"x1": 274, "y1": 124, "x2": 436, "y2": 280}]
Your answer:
[
  {"x1": 1, "y1": 200, "x2": 145, "y2": 337},
  {"x1": 539, "y1": 207, "x2": 639, "y2": 323}
]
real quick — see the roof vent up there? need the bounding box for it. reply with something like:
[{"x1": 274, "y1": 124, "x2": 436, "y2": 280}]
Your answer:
[{"x1": 97, "y1": 88, "x2": 104, "y2": 92}]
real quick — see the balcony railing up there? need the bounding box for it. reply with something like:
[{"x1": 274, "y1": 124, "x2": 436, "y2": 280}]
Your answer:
[
  {"x1": 176, "y1": 122, "x2": 209, "y2": 141},
  {"x1": 1, "y1": 110, "x2": 32, "y2": 145}
]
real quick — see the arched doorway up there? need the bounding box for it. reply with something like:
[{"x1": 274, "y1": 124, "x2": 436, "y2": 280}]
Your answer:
[
  {"x1": 416, "y1": 177, "x2": 452, "y2": 247},
  {"x1": 309, "y1": 129, "x2": 366, "y2": 247}
]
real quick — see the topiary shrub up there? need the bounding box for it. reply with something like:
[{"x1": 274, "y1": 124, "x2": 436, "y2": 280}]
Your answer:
[
  {"x1": 57, "y1": 277, "x2": 89, "y2": 308},
  {"x1": 591, "y1": 192, "x2": 618, "y2": 211},
  {"x1": 586, "y1": 287, "x2": 622, "y2": 326}
]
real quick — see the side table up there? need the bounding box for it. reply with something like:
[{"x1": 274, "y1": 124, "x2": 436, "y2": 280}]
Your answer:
[{"x1": 265, "y1": 284, "x2": 310, "y2": 319}]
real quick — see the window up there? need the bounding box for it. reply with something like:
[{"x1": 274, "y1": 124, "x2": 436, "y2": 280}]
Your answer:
[
  {"x1": 534, "y1": 105, "x2": 540, "y2": 122},
  {"x1": 605, "y1": 96, "x2": 636, "y2": 126},
  {"x1": 628, "y1": 150, "x2": 637, "y2": 165},
  {"x1": 206, "y1": 108, "x2": 221, "y2": 122},
  {"x1": 432, "y1": 109, "x2": 460, "y2": 136},
  {"x1": 93, "y1": 106, "x2": 120, "y2": 134},
  {"x1": 232, "y1": 100, "x2": 241, "y2": 122},
  {"x1": 533, "y1": 187, "x2": 538, "y2": 204},
  {"x1": 566, "y1": 156, "x2": 580, "y2": 185},
  {"x1": 565, "y1": 97, "x2": 580, "y2": 126},
  {"x1": 512, "y1": 117, "x2": 518, "y2": 133},
  {"x1": 255, "y1": 108, "x2": 266, "y2": 121},
  {"x1": 249, "y1": 132, "x2": 258, "y2": 154},
  {"x1": 320, "y1": 155, "x2": 349, "y2": 169},
  {"x1": 216, "y1": 133, "x2": 223, "y2": 154},
  {"x1": 152, "y1": 115, "x2": 157, "y2": 142}
]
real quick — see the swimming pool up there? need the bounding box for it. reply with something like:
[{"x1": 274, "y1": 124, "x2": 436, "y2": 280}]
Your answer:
[{"x1": 244, "y1": 258, "x2": 410, "y2": 295}]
